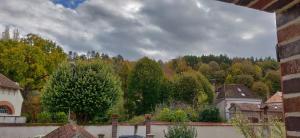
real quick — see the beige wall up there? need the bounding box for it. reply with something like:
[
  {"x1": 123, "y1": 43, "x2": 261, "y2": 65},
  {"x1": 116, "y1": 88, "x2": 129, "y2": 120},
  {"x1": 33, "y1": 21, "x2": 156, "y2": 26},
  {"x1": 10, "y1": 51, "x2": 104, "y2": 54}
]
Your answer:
[
  {"x1": 0, "y1": 88, "x2": 23, "y2": 116},
  {"x1": 152, "y1": 125, "x2": 243, "y2": 138},
  {"x1": 0, "y1": 124, "x2": 244, "y2": 138}
]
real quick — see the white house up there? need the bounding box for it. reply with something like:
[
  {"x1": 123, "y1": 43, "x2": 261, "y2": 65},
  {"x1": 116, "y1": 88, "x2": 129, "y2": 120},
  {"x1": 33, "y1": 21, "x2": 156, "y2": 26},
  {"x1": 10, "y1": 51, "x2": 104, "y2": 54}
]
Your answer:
[
  {"x1": 0, "y1": 73, "x2": 25, "y2": 123},
  {"x1": 215, "y1": 84, "x2": 262, "y2": 120}
]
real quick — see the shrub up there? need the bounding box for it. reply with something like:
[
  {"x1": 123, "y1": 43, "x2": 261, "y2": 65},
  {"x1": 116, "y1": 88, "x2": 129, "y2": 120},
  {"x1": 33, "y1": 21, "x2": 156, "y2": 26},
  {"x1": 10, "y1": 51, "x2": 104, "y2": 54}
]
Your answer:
[
  {"x1": 199, "y1": 107, "x2": 222, "y2": 122},
  {"x1": 164, "y1": 124, "x2": 197, "y2": 138},
  {"x1": 154, "y1": 108, "x2": 172, "y2": 122},
  {"x1": 154, "y1": 108, "x2": 189, "y2": 122},
  {"x1": 127, "y1": 115, "x2": 145, "y2": 125},
  {"x1": 53, "y1": 112, "x2": 68, "y2": 123},
  {"x1": 184, "y1": 107, "x2": 198, "y2": 122},
  {"x1": 37, "y1": 112, "x2": 52, "y2": 123},
  {"x1": 91, "y1": 115, "x2": 107, "y2": 124},
  {"x1": 231, "y1": 114, "x2": 285, "y2": 138},
  {"x1": 171, "y1": 110, "x2": 188, "y2": 122},
  {"x1": 22, "y1": 113, "x2": 32, "y2": 123}
]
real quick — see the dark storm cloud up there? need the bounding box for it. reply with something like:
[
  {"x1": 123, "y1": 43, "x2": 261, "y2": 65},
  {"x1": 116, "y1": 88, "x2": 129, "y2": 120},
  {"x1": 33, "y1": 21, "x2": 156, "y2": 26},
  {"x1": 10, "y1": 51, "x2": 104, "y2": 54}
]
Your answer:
[{"x1": 0, "y1": 0, "x2": 277, "y2": 61}]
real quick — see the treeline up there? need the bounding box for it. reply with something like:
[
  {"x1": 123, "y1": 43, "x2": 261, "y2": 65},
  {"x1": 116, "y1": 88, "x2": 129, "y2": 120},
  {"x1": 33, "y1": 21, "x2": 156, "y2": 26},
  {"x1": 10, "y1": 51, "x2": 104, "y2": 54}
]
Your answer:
[
  {"x1": 165, "y1": 55, "x2": 280, "y2": 98},
  {"x1": 0, "y1": 33, "x2": 280, "y2": 123},
  {"x1": 66, "y1": 52, "x2": 280, "y2": 121}
]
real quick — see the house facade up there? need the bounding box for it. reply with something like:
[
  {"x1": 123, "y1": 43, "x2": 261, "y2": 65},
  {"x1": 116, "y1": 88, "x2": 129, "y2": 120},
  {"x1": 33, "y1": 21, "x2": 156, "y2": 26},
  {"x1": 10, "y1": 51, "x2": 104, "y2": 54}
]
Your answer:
[
  {"x1": 215, "y1": 84, "x2": 262, "y2": 120},
  {"x1": 228, "y1": 92, "x2": 284, "y2": 123},
  {"x1": 228, "y1": 103, "x2": 262, "y2": 123},
  {"x1": 0, "y1": 73, "x2": 23, "y2": 117}
]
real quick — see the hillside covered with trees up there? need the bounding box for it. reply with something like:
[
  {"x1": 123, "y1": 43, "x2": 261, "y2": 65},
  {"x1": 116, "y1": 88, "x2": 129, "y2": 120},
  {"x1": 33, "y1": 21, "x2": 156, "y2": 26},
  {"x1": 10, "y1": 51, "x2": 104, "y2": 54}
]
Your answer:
[{"x1": 0, "y1": 33, "x2": 280, "y2": 123}]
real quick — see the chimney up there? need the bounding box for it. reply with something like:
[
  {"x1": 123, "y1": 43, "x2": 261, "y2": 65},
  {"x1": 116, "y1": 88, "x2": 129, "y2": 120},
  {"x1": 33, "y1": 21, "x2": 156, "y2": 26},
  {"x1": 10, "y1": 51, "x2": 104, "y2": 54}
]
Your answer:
[{"x1": 111, "y1": 114, "x2": 118, "y2": 138}]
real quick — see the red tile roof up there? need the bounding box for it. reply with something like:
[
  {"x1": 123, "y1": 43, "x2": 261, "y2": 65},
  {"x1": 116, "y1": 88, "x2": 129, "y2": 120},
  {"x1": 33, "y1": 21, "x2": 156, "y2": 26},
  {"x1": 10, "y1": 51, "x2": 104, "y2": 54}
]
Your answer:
[
  {"x1": 44, "y1": 124, "x2": 95, "y2": 138},
  {"x1": 266, "y1": 92, "x2": 282, "y2": 104},
  {"x1": 0, "y1": 73, "x2": 21, "y2": 90}
]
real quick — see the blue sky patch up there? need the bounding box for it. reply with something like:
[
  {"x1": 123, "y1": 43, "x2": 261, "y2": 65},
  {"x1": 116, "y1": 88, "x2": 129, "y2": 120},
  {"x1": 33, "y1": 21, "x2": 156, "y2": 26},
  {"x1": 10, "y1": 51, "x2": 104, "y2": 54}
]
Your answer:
[{"x1": 51, "y1": 0, "x2": 86, "y2": 9}]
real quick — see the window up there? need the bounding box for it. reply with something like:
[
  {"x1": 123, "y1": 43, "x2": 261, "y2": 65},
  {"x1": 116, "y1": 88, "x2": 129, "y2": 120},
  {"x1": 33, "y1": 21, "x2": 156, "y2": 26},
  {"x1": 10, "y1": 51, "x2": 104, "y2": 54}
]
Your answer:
[{"x1": 0, "y1": 106, "x2": 9, "y2": 114}]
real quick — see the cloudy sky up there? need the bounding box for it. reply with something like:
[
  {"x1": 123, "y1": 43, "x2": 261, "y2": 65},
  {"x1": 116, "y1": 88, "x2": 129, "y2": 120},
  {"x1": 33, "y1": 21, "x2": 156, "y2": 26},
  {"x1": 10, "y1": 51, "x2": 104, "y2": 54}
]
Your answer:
[{"x1": 0, "y1": 0, "x2": 277, "y2": 61}]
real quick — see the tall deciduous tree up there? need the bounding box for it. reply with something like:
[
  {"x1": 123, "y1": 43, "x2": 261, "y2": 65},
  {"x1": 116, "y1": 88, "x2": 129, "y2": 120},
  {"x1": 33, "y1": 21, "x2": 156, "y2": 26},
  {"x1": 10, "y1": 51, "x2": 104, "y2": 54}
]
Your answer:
[
  {"x1": 183, "y1": 55, "x2": 201, "y2": 69},
  {"x1": 42, "y1": 60, "x2": 122, "y2": 122},
  {"x1": 127, "y1": 57, "x2": 163, "y2": 116},
  {"x1": 252, "y1": 81, "x2": 270, "y2": 100},
  {"x1": 198, "y1": 63, "x2": 211, "y2": 78},
  {"x1": 264, "y1": 70, "x2": 281, "y2": 94},
  {"x1": 113, "y1": 61, "x2": 133, "y2": 118},
  {"x1": 257, "y1": 60, "x2": 279, "y2": 75},
  {"x1": 233, "y1": 75, "x2": 254, "y2": 88},
  {"x1": 172, "y1": 71, "x2": 214, "y2": 106},
  {"x1": 208, "y1": 61, "x2": 220, "y2": 72},
  {"x1": 0, "y1": 34, "x2": 66, "y2": 99},
  {"x1": 169, "y1": 57, "x2": 191, "y2": 74}
]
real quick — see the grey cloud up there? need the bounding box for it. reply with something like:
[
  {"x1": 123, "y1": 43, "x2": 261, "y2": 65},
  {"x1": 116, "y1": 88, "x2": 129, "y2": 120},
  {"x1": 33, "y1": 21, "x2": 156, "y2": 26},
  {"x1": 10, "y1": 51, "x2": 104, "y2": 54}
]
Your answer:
[{"x1": 0, "y1": 0, "x2": 277, "y2": 61}]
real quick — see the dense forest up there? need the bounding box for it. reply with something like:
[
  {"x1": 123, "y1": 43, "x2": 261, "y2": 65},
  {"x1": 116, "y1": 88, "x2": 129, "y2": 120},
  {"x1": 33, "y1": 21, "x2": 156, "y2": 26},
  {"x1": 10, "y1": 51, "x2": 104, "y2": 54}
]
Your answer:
[{"x1": 0, "y1": 33, "x2": 280, "y2": 123}]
